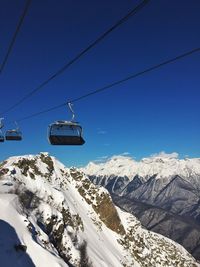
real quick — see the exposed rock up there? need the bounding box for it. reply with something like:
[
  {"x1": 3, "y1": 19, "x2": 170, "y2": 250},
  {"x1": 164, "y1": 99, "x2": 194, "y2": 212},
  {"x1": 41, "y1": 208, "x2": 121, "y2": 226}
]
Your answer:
[
  {"x1": 83, "y1": 155, "x2": 200, "y2": 260},
  {"x1": 0, "y1": 154, "x2": 199, "y2": 267}
]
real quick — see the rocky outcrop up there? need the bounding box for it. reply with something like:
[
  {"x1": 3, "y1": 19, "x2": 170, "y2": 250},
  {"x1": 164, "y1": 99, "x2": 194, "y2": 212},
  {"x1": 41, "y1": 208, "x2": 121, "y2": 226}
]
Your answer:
[
  {"x1": 83, "y1": 154, "x2": 200, "y2": 260},
  {"x1": 1, "y1": 153, "x2": 199, "y2": 266}
]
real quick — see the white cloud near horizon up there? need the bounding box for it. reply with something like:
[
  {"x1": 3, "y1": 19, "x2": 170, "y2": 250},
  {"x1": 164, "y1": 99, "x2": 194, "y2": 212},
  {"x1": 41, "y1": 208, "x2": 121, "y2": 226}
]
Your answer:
[
  {"x1": 99, "y1": 155, "x2": 109, "y2": 159},
  {"x1": 97, "y1": 130, "x2": 107, "y2": 135},
  {"x1": 150, "y1": 151, "x2": 179, "y2": 159},
  {"x1": 93, "y1": 155, "x2": 109, "y2": 163},
  {"x1": 121, "y1": 152, "x2": 131, "y2": 156}
]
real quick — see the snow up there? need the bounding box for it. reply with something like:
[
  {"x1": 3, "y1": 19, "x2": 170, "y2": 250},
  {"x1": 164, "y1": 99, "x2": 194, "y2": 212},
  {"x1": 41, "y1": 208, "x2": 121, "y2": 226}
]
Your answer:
[
  {"x1": 0, "y1": 154, "x2": 132, "y2": 266},
  {"x1": 83, "y1": 153, "x2": 200, "y2": 182},
  {"x1": 0, "y1": 153, "x2": 199, "y2": 267},
  {"x1": 0, "y1": 194, "x2": 67, "y2": 267}
]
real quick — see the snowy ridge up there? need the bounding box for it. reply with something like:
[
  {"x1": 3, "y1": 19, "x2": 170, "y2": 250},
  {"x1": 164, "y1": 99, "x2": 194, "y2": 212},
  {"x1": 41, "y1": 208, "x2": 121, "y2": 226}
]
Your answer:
[
  {"x1": 0, "y1": 194, "x2": 66, "y2": 267},
  {"x1": 0, "y1": 153, "x2": 199, "y2": 267},
  {"x1": 83, "y1": 152, "x2": 200, "y2": 182},
  {"x1": 82, "y1": 152, "x2": 200, "y2": 260}
]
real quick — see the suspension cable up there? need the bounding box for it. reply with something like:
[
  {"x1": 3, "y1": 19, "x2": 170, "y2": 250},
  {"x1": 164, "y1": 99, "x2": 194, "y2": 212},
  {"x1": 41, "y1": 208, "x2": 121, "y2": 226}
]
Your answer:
[
  {"x1": 11, "y1": 47, "x2": 199, "y2": 123},
  {"x1": 0, "y1": 0, "x2": 150, "y2": 116},
  {"x1": 0, "y1": 0, "x2": 32, "y2": 74}
]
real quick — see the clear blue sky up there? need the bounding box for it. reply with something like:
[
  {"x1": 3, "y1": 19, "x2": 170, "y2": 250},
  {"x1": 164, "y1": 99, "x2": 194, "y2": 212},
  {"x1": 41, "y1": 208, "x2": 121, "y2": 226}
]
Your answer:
[{"x1": 0, "y1": 0, "x2": 199, "y2": 166}]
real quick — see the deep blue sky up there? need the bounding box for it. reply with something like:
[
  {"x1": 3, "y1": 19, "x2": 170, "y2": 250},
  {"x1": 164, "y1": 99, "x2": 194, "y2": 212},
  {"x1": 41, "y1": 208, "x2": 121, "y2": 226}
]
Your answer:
[{"x1": 0, "y1": 0, "x2": 199, "y2": 166}]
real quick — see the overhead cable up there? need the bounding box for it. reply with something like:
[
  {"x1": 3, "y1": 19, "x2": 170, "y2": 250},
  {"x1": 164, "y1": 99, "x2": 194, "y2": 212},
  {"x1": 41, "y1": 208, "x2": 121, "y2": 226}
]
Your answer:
[
  {"x1": 0, "y1": 0, "x2": 150, "y2": 116},
  {"x1": 0, "y1": 0, "x2": 32, "y2": 74},
  {"x1": 12, "y1": 47, "x2": 200, "y2": 123}
]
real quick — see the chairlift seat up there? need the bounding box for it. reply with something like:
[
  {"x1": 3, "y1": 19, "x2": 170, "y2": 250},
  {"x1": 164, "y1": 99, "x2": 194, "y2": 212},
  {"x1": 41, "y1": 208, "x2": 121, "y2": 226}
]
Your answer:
[
  {"x1": 49, "y1": 135, "x2": 85, "y2": 145},
  {"x1": 48, "y1": 121, "x2": 85, "y2": 145},
  {"x1": 5, "y1": 130, "x2": 22, "y2": 141},
  {"x1": 0, "y1": 136, "x2": 4, "y2": 142}
]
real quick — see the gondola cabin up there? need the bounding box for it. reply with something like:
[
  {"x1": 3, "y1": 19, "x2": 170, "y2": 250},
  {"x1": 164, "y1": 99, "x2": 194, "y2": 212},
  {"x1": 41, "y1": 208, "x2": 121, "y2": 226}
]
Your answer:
[
  {"x1": 5, "y1": 130, "x2": 22, "y2": 141},
  {"x1": 48, "y1": 121, "x2": 85, "y2": 145},
  {"x1": 0, "y1": 134, "x2": 4, "y2": 142},
  {"x1": 0, "y1": 119, "x2": 4, "y2": 142}
]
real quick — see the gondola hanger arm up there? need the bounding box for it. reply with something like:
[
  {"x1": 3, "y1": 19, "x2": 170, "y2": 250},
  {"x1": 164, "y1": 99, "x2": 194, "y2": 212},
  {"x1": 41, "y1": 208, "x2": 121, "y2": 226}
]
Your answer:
[
  {"x1": 0, "y1": 118, "x2": 4, "y2": 129},
  {"x1": 67, "y1": 102, "x2": 75, "y2": 122},
  {"x1": 15, "y1": 121, "x2": 20, "y2": 130}
]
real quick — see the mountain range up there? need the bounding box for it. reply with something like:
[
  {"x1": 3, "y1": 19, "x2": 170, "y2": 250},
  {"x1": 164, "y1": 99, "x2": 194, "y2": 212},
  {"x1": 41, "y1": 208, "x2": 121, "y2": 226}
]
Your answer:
[
  {"x1": 83, "y1": 152, "x2": 200, "y2": 260},
  {"x1": 0, "y1": 153, "x2": 199, "y2": 266}
]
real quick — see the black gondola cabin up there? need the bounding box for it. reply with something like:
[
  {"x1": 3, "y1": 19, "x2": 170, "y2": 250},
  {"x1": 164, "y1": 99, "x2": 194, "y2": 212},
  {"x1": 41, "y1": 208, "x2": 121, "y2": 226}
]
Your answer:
[
  {"x1": 5, "y1": 130, "x2": 22, "y2": 141},
  {"x1": 48, "y1": 121, "x2": 85, "y2": 145},
  {"x1": 0, "y1": 135, "x2": 4, "y2": 142}
]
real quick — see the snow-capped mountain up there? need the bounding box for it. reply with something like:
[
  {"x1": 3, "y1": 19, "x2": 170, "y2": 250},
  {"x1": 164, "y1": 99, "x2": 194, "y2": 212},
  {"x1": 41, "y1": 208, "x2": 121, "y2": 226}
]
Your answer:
[
  {"x1": 0, "y1": 153, "x2": 199, "y2": 267},
  {"x1": 82, "y1": 152, "x2": 200, "y2": 260},
  {"x1": 84, "y1": 152, "x2": 200, "y2": 184}
]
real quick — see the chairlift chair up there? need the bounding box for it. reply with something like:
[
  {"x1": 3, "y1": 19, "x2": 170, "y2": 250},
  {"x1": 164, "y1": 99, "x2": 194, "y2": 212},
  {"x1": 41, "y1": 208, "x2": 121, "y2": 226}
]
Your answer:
[
  {"x1": 48, "y1": 103, "x2": 85, "y2": 145},
  {"x1": 5, "y1": 129, "x2": 22, "y2": 141},
  {"x1": 0, "y1": 132, "x2": 4, "y2": 142},
  {"x1": 49, "y1": 121, "x2": 85, "y2": 145},
  {"x1": 5, "y1": 121, "x2": 22, "y2": 141},
  {"x1": 0, "y1": 119, "x2": 4, "y2": 142}
]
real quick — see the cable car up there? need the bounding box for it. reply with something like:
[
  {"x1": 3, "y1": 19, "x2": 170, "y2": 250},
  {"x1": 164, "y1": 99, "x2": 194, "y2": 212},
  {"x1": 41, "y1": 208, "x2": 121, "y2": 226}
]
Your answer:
[
  {"x1": 0, "y1": 132, "x2": 4, "y2": 142},
  {"x1": 5, "y1": 129, "x2": 22, "y2": 141},
  {"x1": 48, "y1": 103, "x2": 85, "y2": 145},
  {"x1": 49, "y1": 121, "x2": 85, "y2": 145},
  {"x1": 0, "y1": 118, "x2": 4, "y2": 142},
  {"x1": 5, "y1": 122, "x2": 22, "y2": 141}
]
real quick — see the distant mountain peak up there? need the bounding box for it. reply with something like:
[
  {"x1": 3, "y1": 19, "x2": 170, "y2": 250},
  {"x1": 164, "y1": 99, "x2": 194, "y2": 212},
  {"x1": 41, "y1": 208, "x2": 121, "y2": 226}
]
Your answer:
[
  {"x1": 83, "y1": 153, "x2": 200, "y2": 261},
  {"x1": 84, "y1": 153, "x2": 200, "y2": 181}
]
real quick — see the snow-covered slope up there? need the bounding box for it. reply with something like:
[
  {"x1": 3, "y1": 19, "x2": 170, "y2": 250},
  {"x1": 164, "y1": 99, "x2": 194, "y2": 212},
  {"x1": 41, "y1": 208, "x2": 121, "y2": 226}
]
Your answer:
[
  {"x1": 84, "y1": 153, "x2": 200, "y2": 183},
  {"x1": 0, "y1": 153, "x2": 199, "y2": 267},
  {"x1": 0, "y1": 194, "x2": 67, "y2": 267},
  {"x1": 82, "y1": 152, "x2": 200, "y2": 260},
  {"x1": 83, "y1": 153, "x2": 200, "y2": 201},
  {"x1": 83, "y1": 152, "x2": 200, "y2": 206}
]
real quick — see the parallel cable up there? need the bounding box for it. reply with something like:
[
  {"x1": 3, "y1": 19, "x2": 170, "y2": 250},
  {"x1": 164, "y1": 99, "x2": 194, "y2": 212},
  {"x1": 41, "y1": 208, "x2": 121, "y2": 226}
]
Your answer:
[
  {"x1": 12, "y1": 47, "x2": 200, "y2": 123},
  {"x1": 0, "y1": 0, "x2": 150, "y2": 116},
  {"x1": 0, "y1": 0, "x2": 32, "y2": 74}
]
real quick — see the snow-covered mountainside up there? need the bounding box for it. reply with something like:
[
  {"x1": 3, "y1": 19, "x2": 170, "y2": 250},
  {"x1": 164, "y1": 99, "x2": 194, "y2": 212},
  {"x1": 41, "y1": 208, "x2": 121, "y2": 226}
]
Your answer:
[
  {"x1": 84, "y1": 153, "x2": 200, "y2": 185},
  {"x1": 0, "y1": 153, "x2": 199, "y2": 267},
  {"x1": 82, "y1": 153, "x2": 200, "y2": 260}
]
